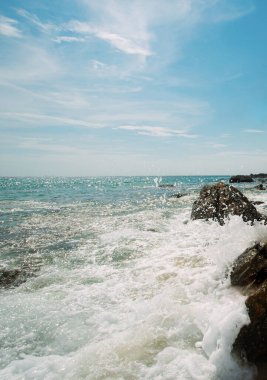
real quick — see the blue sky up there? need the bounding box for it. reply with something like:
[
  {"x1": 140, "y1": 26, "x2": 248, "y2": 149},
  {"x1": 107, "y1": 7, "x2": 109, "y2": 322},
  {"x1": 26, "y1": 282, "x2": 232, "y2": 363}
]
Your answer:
[{"x1": 0, "y1": 0, "x2": 266, "y2": 176}]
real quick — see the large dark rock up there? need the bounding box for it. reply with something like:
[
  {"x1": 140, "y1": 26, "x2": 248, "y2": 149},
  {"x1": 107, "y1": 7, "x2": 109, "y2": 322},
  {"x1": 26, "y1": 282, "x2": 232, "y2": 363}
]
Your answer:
[
  {"x1": 229, "y1": 175, "x2": 253, "y2": 183},
  {"x1": 231, "y1": 243, "x2": 267, "y2": 287},
  {"x1": 191, "y1": 182, "x2": 263, "y2": 225},
  {"x1": 231, "y1": 243, "x2": 267, "y2": 369},
  {"x1": 233, "y1": 281, "x2": 267, "y2": 366}
]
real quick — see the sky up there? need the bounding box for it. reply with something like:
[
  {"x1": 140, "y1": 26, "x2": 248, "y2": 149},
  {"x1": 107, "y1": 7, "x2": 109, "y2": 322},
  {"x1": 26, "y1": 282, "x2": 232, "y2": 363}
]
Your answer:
[{"x1": 0, "y1": 0, "x2": 266, "y2": 176}]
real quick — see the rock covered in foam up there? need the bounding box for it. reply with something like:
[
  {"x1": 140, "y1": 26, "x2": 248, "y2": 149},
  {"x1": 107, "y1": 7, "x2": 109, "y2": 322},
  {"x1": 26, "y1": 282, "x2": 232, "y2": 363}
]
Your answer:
[{"x1": 191, "y1": 182, "x2": 263, "y2": 225}]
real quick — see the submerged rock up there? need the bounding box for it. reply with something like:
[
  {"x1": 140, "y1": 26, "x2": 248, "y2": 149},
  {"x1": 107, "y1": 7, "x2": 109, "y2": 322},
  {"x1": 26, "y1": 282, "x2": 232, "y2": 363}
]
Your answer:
[
  {"x1": 0, "y1": 268, "x2": 28, "y2": 288},
  {"x1": 254, "y1": 184, "x2": 266, "y2": 191},
  {"x1": 191, "y1": 182, "x2": 263, "y2": 225},
  {"x1": 231, "y1": 243, "x2": 267, "y2": 369},
  {"x1": 229, "y1": 175, "x2": 253, "y2": 183},
  {"x1": 158, "y1": 184, "x2": 175, "y2": 188},
  {"x1": 0, "y1": 256, "x2": 42, "y2": 289},
  {"x1": 169, "y1": 193, "x2": 187, "y2": 199}
]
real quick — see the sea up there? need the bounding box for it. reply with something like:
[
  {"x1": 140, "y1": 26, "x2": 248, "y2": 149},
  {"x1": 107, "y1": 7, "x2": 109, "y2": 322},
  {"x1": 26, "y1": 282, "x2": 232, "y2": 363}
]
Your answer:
[{"x1": 1, "y1": 176, "x2": 267, "y2": 380}]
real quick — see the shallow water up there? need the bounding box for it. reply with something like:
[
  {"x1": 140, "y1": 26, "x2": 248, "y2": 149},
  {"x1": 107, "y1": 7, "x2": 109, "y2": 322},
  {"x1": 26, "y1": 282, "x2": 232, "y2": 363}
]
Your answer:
[{"x1": 0, "y1": 176, "x2": 266, "y2": 380}]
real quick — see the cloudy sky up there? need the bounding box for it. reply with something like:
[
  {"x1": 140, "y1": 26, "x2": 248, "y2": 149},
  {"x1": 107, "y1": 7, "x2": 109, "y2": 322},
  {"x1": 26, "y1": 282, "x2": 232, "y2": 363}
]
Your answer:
[{"x1": 0, "y1": 0, "x2": 266, "y2": 176}]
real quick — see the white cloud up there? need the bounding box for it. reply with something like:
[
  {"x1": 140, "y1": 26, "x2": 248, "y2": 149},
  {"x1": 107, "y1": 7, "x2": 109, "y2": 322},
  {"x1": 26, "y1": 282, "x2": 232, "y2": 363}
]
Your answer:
[
  {"x1": 0, "y1": 16, "x2": 21, "y2": 37},
  {"x1": 243, "y1": 129, "x2": 265, "y2": 133},
  {"x1": 116, "y1": 125, "x2": 198, "y2": 138},
  {"x1": 53, "y1": 36, "x2": 86, "y2": 43}
]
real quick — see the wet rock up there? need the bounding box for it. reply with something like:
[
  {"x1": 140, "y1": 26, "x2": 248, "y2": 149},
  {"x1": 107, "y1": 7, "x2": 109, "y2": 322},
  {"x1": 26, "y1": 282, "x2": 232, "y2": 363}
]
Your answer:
[
  {"x1": 231, "y1": 243, "x2": 267, "y2": 368},
  {"x1": 233, "y1": 281, "x2": 267, "y2": 366},
  {"x1": 0, "y1": 268, "x2": 28, "y2": 288},
  {"x1": 229, "y1": 175, "x2": 253, "y2": 183},
  {"x1": 252, "y1": 201, "x2": 265, "y2": 205},
  {"x1": 251, "y1": 173, "x2": 267, "y2": 179},
  {"x1": 0, "y1": 256, "x2": 42, "y2": 289},
  {"x1": 254, "y1": 184, "x2": 266, "y2": 191},
  {"x1": 158, "y1": 184, "x2": 175, "y2": 188},
  {"x1": 191, "y1": 182, "x2": 263, "y2": 225},
  {"x1": 230, "y1": 243, "x2": 267, "y2": 287},
  {"x1": 169, "y1": 193, "x2": 187, "y2": 199}
]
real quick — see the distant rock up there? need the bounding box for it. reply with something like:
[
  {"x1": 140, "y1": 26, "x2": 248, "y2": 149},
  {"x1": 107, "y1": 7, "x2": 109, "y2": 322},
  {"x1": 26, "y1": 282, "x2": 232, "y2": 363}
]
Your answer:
[
  {"x1": 229, "y1": 175, "x2": 253, "y2": 183},
  {"x1": 191, "y1": 182, "x2": 263, "y2": 225},
  {"x1": 251, "y1": 173, "x2": 267, "y2": 179}
]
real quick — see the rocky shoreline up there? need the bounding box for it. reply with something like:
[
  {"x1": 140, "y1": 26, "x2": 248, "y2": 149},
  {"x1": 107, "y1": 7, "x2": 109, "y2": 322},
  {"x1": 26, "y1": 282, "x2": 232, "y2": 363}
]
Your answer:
[{"x1": 191, "y1": 180, "x2": 267, "y2": 378}]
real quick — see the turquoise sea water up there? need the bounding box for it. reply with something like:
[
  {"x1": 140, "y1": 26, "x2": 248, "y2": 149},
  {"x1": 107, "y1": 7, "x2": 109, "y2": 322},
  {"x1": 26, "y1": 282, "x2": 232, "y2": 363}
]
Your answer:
[{"x1": 0, "y1": 176, "x2": 266, "y2": 380}]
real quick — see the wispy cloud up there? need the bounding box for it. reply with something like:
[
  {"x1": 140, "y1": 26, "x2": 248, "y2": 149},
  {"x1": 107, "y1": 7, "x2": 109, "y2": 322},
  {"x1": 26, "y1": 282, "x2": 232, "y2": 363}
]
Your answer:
[
  {"x1": 243, "y1": 129, "x2": 265, "y2": 133},
  {"x1": 68, "y1": 21, "x2": 152, "y2": 57},
  {"x1": 0, "y1": 112, "x2": 103, "y2": 129},
  {"x1": 116, "y1": 125, "x2": 198, "y2": 138},
  {"x1": 211, "y1": 2, "x2": 255, "y2": 22},
  {"x1": 53, "y1": 35, "x2": 86, "y2": 43},
  {"x1": 0, "y1": 16, "x2": 21, "y2": 37},
  {"x1": 16, "y1": 8, "x2": 56, "y2": 32},
  {"x1": 0, "y1": 43, "x2": 60, "y2": 84}
]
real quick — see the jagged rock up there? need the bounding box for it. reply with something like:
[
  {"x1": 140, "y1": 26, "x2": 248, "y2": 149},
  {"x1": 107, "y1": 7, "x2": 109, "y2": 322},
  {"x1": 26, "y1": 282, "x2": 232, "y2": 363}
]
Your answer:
[
  {"x1": 233, "y1": 282, "x2": 267, "y2": 366},
  {"x1": 230, "y1": 243, "x2": 267, "y2": 287},
  {"x1": 229, "y1": 175, "x2": 253, "y2": 183},
  {"x1": 231, "y1": 243, "x2": 267, "y2": 368},
  {"x1": 191, "y1": 182, "x2": 263, "y2": 225}
]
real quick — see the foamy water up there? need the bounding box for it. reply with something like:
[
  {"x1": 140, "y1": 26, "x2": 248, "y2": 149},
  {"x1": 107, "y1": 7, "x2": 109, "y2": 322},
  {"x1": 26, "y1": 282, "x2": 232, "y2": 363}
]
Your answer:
[{"x1": 0, "y1": 176, "x2": 266, "y2": 379}]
